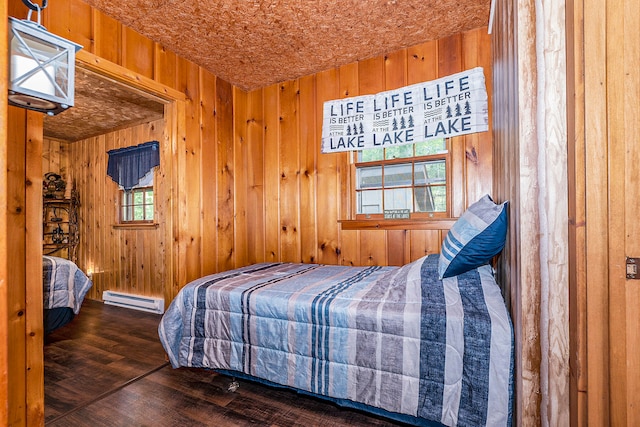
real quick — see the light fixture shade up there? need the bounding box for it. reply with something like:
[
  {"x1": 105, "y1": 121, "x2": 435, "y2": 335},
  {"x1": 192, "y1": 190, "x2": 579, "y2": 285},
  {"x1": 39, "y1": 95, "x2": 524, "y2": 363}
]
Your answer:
[{"x1": 8, "y1": 17, "x2": 82, "y2": 115}]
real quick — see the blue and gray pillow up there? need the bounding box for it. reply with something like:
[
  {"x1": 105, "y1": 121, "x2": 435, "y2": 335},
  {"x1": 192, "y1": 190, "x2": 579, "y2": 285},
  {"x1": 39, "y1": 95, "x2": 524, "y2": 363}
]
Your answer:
[{"x1": 438, "y1": 195, "x2": 509, "y2": 279}]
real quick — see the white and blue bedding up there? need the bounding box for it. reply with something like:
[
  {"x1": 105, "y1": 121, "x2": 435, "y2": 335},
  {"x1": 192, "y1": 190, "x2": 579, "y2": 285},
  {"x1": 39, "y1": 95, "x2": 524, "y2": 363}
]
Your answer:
[
  {"x1": 43, "y1": 255, "x2": 92, "y2": 313},
  {"x1": 158, "y1": 254, "x2": 513, "y2": 426},
  {"x1": 43, "y1": 255, "x2": 93, "y2": 333}
]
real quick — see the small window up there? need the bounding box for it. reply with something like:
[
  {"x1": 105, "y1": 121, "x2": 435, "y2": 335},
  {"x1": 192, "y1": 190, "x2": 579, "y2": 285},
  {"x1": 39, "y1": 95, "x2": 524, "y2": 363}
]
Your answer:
[
  {"x1": 354, "y1": 138, "x2": 450, "y2": 219},
  {"x1": 119, "y1": 170, "x2": 154, "y2": 224},
  {"x1": 120, "y1": 186, "x2": 154, "y2": 223}
]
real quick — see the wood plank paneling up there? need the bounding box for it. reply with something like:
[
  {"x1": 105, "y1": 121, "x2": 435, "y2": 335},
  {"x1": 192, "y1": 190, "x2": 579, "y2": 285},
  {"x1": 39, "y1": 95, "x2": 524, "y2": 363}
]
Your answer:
[
  {"x1": 160, "y1": 101, "x2": 179, "y2": 305},
  {"x1": 384, "y1": 49, "x2": 407, "y2": 90},
  {"x1": 278, "y1": 80, "x2": 301, "y2": 262},
  {"x1": 407, "y1": 41, "x2": 438, "y2": 85},
  {"x1": 43, "y1": 0, "x2": 93, "y2": 53},
  {"x1": 583, "y1": 0, "x2": 610, "y2": 423},
  {"x1": 566, "y1": 0, "x2": 640, "y2": 421},
  {"x1": 299, "y1": 75, "x2": 317, "y2": 264},
  {"x1": 409, "y1": 230, "x2": 443, "y2": 261},
  {"x1": 93, "y1": 10, "x2": 121, "y2": 64},
  {"x1": 0, "y1": 4, "x2": 8, "y2": 424},
  {"x1": 462, "y1": 29, "x2": 493, "y2": 205},
  {"x1": 491, "y1": 0, "x2": 525, "y2": 423},
  {"x1": 438, "y1": 34, "x2": 466, "y2": 217},
  {"x1": 7, "y1": 107, "x2": 28, "y2": 427},
  {"x1": 315, "y1": 68, "x2": 342, "y2": 265},
  {"x1": 606, "y1": 0, "x2": 628, "y2": 424},
  {"x1": 215, "y1": 78, "x2": 235, "y2": 272},
  {"x1": 232, "y1": 87, "x2": 249, "y2": 268},
  {"x1": 263, "y1": 84, "x2": 281, "y2": 263},
  {"x1": 337, "y1": 62, "x2": 358, "y2": 226},
  {"x1": 623, "y1": 1, "x2": 640, "y2": 423},
  {"x1": 245, "y1": 88, "x2": 265, "y2": 265},
  {"x1": 176, "y1": 58, "x2": 201, "y2": 284},
  {"x1": 356, "y1": 57, "x2": 386, "y2": 266},
  {"x1": 566, "y1": 0, "x2": 588, "y2": 423},
  {"x1": 5, "y1": 108, "x2": 43, "y2": 425},
  {"x1": 25, "y1": 112, "x2": 44, "y2": 427},
  {"x1": 201, "y1": 70, "x2": 218, "y2": 275},
  {"x1": 122, "y1": 26, "x2": 155, "y2": 80},
  {"x1": 154, "y1": 45, "x2": 177, "y2": 91}
]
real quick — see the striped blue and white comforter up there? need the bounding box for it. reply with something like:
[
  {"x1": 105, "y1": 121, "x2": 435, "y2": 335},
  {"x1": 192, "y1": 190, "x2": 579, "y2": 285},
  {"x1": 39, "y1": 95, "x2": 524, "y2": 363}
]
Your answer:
[
  {"x1": 43, "y1": 255, "x2": 92, "y2": 313},
  {"x1": 158, "y1": 254, "x2": 513, "y2": 426}
]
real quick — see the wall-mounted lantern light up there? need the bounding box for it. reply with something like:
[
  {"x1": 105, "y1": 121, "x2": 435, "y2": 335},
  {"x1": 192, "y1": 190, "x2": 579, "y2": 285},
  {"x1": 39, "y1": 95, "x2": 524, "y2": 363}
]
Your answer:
[{"x1": 8, "y1": 0, "x2": 82, "y2": 115}]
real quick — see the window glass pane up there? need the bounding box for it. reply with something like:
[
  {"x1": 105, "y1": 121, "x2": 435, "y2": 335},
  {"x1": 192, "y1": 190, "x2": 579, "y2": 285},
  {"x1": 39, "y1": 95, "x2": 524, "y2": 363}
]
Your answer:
[
  {"x1": 122, "y1": 206, "x2": 129, "y2": 221},
  {"x1": 430, "y1": 186, "x2": 447, "y2": 211},
  {"x1": 357, "y1": 189, "x2": 382, "y2": 214},
  {"x1": 385, "y1": 144, "x2": 413, "y2": 160},
  {"x1": 357, "y1": 166, "x2": 382, "y2": 189},
  {"x1": 415, "y1": 138, "x2": 447, "y2": 156},
  {"x1": 414, "y1": 160, "x2": 446, "y2": 185},
  {"x1": 358, "y1": 148, "x2": 384, "y2": 162},
  {"x1": 134, "y1": 205, "x2": 144, "y2": 220},
  {"x1": 145, "y1": 190, "x2": 154, "y2": 204},
  {"x1": 384, "y1": 164, "x2": 413, "y2": 187},
  {"x1": 133, "y1": 191, "x2": 144, "y2": 204},
  {"x1": 414, "y1": 185, "x2": 447, "y2": 212},
  {"x1": 145, "y1": 205, "x2": 154, "y2": 220},
  {"x1": 384, "y1": 188, "x2": 412, "y2": 210}
]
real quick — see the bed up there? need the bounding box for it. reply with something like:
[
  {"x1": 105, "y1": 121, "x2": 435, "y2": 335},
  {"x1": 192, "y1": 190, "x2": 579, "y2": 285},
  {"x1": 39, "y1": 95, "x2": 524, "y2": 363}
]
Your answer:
[
  {"x1": 158, "y1": 254, "x2": 513, "y2": 427},
  {"x1": 159, "y1": 195, "x2": 512, "y2": 426},
  {"x1": 43, "y1": 255, "x2": 93, "y2": 334}
]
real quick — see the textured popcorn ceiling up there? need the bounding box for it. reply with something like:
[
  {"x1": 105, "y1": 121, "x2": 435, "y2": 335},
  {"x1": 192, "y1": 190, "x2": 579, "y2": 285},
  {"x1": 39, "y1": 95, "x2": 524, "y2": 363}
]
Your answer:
[
  {"x1": 44, "y1": 67, "x2": 165, "y2": 142},
  {"x1": 83, "y1": 0, "x2": 491, "y2": 91}
]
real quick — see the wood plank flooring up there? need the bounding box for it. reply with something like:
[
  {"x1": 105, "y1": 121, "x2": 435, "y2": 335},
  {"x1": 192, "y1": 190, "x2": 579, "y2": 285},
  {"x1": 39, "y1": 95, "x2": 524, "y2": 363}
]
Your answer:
[{"x1": 44, "y1": 299, "x2": 409, "y2": 426}]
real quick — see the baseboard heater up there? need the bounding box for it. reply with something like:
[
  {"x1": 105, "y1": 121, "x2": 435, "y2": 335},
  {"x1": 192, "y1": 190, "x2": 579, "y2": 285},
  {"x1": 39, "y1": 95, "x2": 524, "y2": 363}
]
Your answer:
[{"x1": 102, "y1": 290, "x2": 164, "y2": 314}]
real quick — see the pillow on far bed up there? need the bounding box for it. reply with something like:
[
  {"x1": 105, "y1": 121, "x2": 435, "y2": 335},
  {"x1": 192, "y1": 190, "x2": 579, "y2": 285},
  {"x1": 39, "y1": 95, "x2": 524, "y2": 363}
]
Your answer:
[{"x1": 438, "y1": 194, "x2": 508, "y2": 279}]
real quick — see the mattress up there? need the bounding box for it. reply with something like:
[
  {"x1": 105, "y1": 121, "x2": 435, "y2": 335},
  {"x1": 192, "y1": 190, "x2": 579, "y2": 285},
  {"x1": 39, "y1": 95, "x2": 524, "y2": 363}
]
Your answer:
[{"x1": 159, "y1": 254, "x2": 513, "y2": 426}]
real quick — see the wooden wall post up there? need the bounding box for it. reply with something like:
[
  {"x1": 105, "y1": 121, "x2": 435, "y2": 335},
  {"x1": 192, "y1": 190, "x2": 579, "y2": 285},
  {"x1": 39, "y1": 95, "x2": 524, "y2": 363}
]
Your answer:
[
  {"x1": 492, "y1": 0, "x2": 570, "y2": 424},
  {"x1": 1, "y1": 2, "x2": 10, "y2": 426},
  {"x1": 5, "y1": 107, "x2": 45, "y2": 426}
]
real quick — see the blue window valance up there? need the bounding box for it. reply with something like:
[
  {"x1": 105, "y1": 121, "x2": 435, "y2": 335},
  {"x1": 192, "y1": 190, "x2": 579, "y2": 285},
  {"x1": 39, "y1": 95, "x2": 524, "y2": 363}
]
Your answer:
[{"x1": 107, "y1": 141, "x2": 160, "y2": 191}]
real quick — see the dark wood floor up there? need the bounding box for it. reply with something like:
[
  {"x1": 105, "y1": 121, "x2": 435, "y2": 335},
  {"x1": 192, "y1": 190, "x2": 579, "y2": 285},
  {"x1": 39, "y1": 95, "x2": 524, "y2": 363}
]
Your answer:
[{"x1": 45, "y1": 299, "x2": 409, "y2": 426}]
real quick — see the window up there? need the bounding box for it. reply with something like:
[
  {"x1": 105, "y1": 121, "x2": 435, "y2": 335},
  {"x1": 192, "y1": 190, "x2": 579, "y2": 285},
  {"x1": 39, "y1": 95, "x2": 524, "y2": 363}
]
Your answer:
[
  {"x1": 354, "y1": 138, "x2": 450, "y2": 219},
  {"x1": 120, "y1": 186, "x2": 154, "y2": 223},
  {"x1": 119, "y1": 170, "x2": 155, "y2": 224}
]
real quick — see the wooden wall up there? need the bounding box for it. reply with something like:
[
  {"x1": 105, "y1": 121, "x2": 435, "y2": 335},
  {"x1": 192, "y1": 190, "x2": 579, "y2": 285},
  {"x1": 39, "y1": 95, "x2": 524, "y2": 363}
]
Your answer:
[
  {"x1": 233, "y1": 29, "x2": 494, "y2": 272},
  {"x1": 42, "y1": 0, "x2": 494, "y2": 306},
  {"x1": 5, "y1": 106, "x2": 45, "y2": 426},
  {"x1": 491, "y1": 1, "x2": 539, "y2": 422},
  {"x1": 42, "y1": 139, "x2": 69, "y2": 183},
  {"x1": 0, "y1": 3, "x2": 9, "y2": 425},
  {"x1": 568, "y1": 0, "x2": 640, "y2": 424}
]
